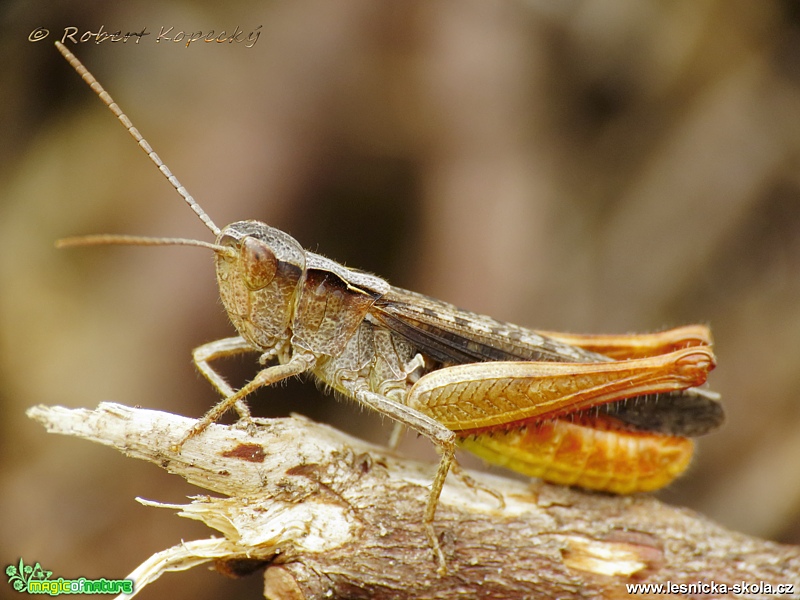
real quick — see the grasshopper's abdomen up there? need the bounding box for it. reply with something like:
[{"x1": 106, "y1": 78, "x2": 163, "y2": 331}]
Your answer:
[{"x1": 458, "y1": 417, "x2": 694, "y2": 494}]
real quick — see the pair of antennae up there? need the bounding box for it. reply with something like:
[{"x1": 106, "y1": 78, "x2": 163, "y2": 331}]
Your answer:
[{"x1": 54, "y1": 41, "x2": 229, "y2": 253}]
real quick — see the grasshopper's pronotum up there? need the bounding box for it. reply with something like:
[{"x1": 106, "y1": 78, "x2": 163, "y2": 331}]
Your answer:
[{"x1": 55, "y1": 41, "x2": 723, "y2": 573}]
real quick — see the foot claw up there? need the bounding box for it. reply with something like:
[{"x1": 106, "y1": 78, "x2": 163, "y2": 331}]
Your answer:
[{"x1": 232, "y1": 415, "x2": 258, "y2": 435}]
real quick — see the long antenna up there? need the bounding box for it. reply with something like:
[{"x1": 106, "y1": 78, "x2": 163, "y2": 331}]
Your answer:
[
  {"x1": 55, "y1": 40, "x2": 221, "y2": 237},
  {"x1": 56, "y1": 234, "x2": 236, "y2": 258}
]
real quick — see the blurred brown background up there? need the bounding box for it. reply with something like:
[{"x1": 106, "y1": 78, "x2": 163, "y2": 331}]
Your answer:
[{"x1": 2, "y1": 1, "x2": 800, "y2": 597}]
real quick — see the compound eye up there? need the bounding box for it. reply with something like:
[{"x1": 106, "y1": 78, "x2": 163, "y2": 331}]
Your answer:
[{"x1": 241, "y1": 236, "x2": 277, "y2": 290}]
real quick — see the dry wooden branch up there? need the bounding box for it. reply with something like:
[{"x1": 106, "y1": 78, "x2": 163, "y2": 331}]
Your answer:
[{"x1": 28, "y1": 403, "x2": 799, "y2": 599}]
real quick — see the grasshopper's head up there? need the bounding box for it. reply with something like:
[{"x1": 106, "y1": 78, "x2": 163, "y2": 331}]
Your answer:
[{"x1": 214, "y1": 220, "x2": 306, "y2": 351}]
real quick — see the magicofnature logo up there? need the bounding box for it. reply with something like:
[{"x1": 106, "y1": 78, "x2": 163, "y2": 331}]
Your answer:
[{"x1": 6, "y1": 558, "x2": 133, "y2": 595}]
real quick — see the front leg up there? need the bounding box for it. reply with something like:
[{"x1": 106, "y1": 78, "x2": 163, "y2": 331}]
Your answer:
[
  {"x1": 193, "y1": 336, "x2": 264, "y2": 420},
  {"x1": 179, "y1": 345, "x2": 316, "y2": 447}
]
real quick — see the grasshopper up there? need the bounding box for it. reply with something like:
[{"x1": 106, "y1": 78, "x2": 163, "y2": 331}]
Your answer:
[{"x1": 55, "y1": 41, "x2": 723, "y2": 573}]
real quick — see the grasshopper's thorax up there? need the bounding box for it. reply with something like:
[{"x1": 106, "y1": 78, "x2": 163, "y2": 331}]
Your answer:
[{"x1": 214, "y1": 220, "x2": 306, "y2": 354}]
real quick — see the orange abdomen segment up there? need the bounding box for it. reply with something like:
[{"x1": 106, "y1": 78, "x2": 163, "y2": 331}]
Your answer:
[{"x1": 458, "y1": 419, "x2": 694, "y2": 494}]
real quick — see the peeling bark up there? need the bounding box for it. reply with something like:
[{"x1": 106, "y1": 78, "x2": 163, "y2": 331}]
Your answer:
[{"x1": 28, "y1": 403, "x2": 800, "y2": 599}]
